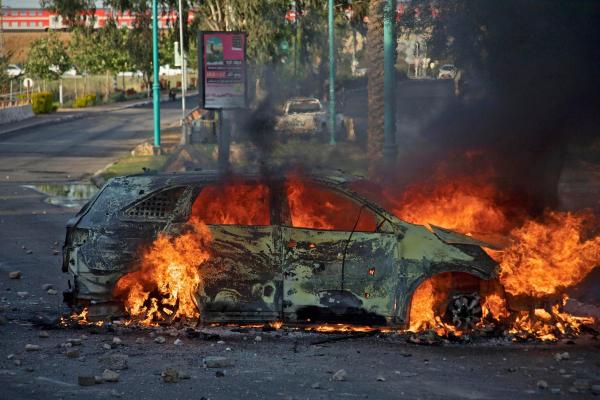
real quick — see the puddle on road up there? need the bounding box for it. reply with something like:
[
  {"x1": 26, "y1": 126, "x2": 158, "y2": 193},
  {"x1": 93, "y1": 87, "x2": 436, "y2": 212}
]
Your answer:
[{"x1": 24, "y1": 183, "x2": 99, "y2": 209}]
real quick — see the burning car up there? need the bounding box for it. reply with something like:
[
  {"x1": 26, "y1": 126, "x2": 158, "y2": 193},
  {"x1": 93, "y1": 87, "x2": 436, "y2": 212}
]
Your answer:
[
  {"x1": 62, "y1": 171, "x2": 500, "y2": 328},
  {"x1": 274, "y1": 97, "x2": 344, "y2": 139}
]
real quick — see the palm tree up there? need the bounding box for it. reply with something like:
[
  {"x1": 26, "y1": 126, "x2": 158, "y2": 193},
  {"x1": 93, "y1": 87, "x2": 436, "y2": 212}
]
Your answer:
[{"x1": 367, "y1": 0, "x2": 385, "y2": 176}]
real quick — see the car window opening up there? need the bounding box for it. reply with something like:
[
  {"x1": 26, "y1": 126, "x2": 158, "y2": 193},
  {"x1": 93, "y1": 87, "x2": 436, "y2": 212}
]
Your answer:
[
  {"x1": 285, "y1": 178, "x2": 377, "y2": 232},
  {"x1": 191, "y1": 182, "x2": 271, "y2": 226}
]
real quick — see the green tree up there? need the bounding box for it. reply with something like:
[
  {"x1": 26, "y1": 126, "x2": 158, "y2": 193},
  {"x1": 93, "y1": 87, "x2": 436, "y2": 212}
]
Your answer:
[{"x1": 25, "y1": 33, "x2": 71, "y2": 89}]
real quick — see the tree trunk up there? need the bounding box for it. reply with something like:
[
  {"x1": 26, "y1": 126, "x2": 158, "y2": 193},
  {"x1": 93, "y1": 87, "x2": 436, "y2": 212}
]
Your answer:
[
  {"x1": 367, "y1": 0, "x2": 385, "y2": 177},
  {"x1": 105, "y1": 70, "x2": 110, "y2": 101}
]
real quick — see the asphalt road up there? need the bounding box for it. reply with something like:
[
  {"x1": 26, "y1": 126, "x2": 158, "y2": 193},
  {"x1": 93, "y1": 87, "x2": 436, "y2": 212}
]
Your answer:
[
  {"x1": 0, "y1": 97, "x2": 192, "y2": 183},
  {"x1": 0, "y1": 97, "x2": 599, "y2": 399}
]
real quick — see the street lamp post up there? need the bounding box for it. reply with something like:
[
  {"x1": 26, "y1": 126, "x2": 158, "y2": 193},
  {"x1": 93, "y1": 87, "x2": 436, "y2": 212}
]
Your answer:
[
  {"x1": 383, "y1": 0, "x2": 397, "y2": 162},
  {"x1": 152, "y1": 0, "x2": 161, "y2": 150},
  {"x1": 328, "y1": 0, "x2": 336, "y2": 145}
]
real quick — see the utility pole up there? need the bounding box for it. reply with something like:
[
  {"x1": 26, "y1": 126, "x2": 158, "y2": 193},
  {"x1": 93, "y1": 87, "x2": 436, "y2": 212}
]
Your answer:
[
  {"x1": 152, "y1": 0, "x2": 161, "y2": 151},
  {"x1": 178, "y1": 0, "x2": 187, "y2": 123},
  {"x1": 383, "y1": 0, "x2": 397, "y2": 162},
  {"x1": 328, "y1": 0, "x2": 336, "y2": 145}
]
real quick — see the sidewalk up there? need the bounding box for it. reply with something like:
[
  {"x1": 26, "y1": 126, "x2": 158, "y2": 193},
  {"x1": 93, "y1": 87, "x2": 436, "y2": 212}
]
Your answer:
[{"x1": 0, "y1": 93, "x2": 187, "y2": 136}]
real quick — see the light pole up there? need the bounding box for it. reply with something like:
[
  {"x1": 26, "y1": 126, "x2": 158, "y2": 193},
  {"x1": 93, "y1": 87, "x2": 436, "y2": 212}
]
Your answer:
[
  {"x1": 328, "y1": 0, "x2": 336, "y2": 145},
  {"x1": 383, "y1": 0, "x2": 397, "y2": 162},
  {"x1": 178, "y1": 0, "x2": 187, "y2": 123},
  {"x1": 152, "y1": 0, "x2": 161, "y2": 150}
]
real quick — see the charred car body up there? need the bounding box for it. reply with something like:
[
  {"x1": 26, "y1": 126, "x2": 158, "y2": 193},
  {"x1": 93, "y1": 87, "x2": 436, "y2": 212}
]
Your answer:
[{"x1": 62, "y1": 172, "x2": 498, "y2": 327}]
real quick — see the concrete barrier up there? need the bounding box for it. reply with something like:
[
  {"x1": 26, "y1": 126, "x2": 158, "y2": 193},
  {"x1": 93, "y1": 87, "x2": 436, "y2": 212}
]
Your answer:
[{"x1": 0, "y1": 104, "x2": 34, "y2": 125}]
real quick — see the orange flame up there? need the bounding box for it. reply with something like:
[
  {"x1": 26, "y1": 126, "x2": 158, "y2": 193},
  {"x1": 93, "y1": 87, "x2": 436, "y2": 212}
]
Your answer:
[
  {"x1": 192, "y1": 181, "x2": 270, "y2": 225},
  {"x1": 388, "y1": 162, "x2": 599, "y2": 338},
  {"x1": 488, "y1": 210, "x2": 600, "y2": 297},
  {"x1": 113, "y1": 217, "x2": 211, "y2": 325},
  {"x1": 286, "y1": 177, "x2": 376, "y2": 231},
  {"x1": 389, "y1": 175, "x2": 512, "y2": 236}
]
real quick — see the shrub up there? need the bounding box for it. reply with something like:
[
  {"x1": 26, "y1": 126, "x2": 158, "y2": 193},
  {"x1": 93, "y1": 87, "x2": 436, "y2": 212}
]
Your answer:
[
  {"x1": 31, "y1": 92, "x2": 54, "y2": 114},
  {"x1": 74, "y1": 93, "x2": 97, "y2": 108},
  {"x1": 109, "y1": 91, "x2": 126, "y2": 102},
  {"x1": 125, "y1": 88, "x2": 137, "y2": 96}
]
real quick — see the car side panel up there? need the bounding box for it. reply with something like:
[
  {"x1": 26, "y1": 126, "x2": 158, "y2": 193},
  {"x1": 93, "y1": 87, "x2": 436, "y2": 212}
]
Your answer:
[
  {"x1": 281, "y1": 227, "x2": 399, "y2": 325},
  {"x1": 199, "y1": 225, "x2": 282, "y2": 323}
]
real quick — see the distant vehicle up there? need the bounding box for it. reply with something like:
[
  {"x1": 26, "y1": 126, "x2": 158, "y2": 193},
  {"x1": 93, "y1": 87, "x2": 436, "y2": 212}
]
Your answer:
[
  {"x1": 438, "y1": 64, "x2": 457, "y2": 79},
  {"x1": 117, "y1": 71, "x2": 144, "y2": 77},
  {"x1": 5, "y1": 64, "x2": 24, "y2": 77},
  {"x1": 275, "y1": 97, "x2": 344, "y2": 140},
  {"x1": 159, "y1": 65, "x2": 182, "y2": 77}
]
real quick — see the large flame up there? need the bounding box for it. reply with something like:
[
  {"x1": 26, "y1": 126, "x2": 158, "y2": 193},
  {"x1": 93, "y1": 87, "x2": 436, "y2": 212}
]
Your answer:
[
  {"x1": 192, "y1": 181, "x2": 270, "y2": 225},
  {"x1": 394, "y1": 163, "x2": 600, "y2": 339},
  {"x1": 389, "y1": 174, "x2": 513, "y2": 236},
  {"x1": 286, "y1": 177, "x2": 376, "y2": 231},
  {"x1": 113, "y1": 217, "x2": 211, "y2": 325},
  {"x1": 489, "y1": 210, "x2": 600, "y2": 297}
]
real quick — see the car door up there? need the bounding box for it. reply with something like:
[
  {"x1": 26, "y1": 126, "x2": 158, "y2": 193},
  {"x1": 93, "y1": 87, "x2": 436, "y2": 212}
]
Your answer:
[
  {"x1": 179, "y1": 180, "x2": 282, "y2": 323},
  {"x1": 281, "y1": 178, "x2": 399, "y2": 325}
]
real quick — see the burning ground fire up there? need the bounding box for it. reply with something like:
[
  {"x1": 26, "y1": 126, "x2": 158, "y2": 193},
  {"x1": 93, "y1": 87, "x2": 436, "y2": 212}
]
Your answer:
[{"x1": 66, "y1": 170, "x2": 599, "y2": 341}]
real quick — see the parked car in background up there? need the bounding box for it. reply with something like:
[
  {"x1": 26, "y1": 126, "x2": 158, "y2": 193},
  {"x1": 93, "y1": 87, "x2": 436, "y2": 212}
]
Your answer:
[
  {"x1": 275, "y1": 97, "x2": 344, "y2": 140},
  {"x1": 438, "y1": 64, "x2": 457, "y2": 79},
  {"x1": 5, "y1": 64, "x2": 24, "y2": 78}
]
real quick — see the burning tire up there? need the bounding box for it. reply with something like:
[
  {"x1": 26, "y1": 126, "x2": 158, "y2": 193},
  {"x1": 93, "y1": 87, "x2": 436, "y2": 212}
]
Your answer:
[{"x1": 443, "y1": 292, "x2": 483, "y2": 329}]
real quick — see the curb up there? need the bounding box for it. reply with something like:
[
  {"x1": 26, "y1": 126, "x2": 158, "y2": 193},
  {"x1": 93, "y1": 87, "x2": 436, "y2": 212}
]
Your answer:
[{"x1": 0, "y1": 113, "x2": 87, "y2": 137}]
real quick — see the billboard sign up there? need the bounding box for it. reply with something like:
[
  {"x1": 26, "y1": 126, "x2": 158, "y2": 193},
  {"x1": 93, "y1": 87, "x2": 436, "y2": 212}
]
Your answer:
[{"x1": 199, "y1": 31, "x2": 247, "y2": 109}]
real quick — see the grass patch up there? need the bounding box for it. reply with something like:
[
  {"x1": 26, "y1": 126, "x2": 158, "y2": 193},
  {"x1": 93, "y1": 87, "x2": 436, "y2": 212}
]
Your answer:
[{"x1": 99, "y1": 155, "x2": 168, "y2": 180}]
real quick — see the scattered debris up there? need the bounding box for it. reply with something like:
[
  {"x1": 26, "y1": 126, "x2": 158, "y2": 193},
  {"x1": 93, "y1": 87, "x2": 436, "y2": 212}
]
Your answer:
[
  {"x1": 112, "y1": 337, "x2": 122, "y2": 346},
  {"x1": 42, "y1": 284, "x2": 53, "y2": 291},
  {"x1": 135, "y1": 338, "x2": 144, "y2": 344},
  {"x1": 376, "y1": 375, "x2": 386, "y2": 382},
  {"x1": 204, "y1": 356, "x2": 232, "y2": 368},
  {"x1": 102, "y1": 369, "x2": 120, "y2": 383},
  {"x1": 17, "y1": 292, "x2": 29, "y2": 298},
  {"x1": 98, "y1": 354, "x2": 129, "y2": 370},
  {"x1": 66, "y1": 348, "x2": 80, "y2": 358},
  {"x1": 154, "y1": 336, "x2": 166, "y2": 344},
  {"x1": 573, "y1": 379, "x2": 590, "y2": 391},
  {"x1": 254, "y1": 336, "x2": 262, "y2": 342},
  {"x1": 537, "y1": 380, "x2": 548, "y2": 390},
  {"x1": 8, "y1": 271, "x2": 21, "y2": 279},
  {"x1": 38, "y1": 331, "x2": 49, "y2": 338},
  {"x1": 215, "y1": 370, "x2": 225, "y2": 378},
  {"x1": 394, "y1": 371, "x2": 418, "y2": 377},
  {"x1": 332, "y1": 369, "x2": 347, "y2": 381},
  {"x1": 550, "y1": 388, "x2": 561, "y2": 394},
  {"x1": 25, "y1": 344, "x2": 40, "y2": 351},
  {"x1": 554, "y1": 352, "x2": 570, "y2": 362},
  {"x1": 162, "y1": 367, "x2": 179, "y2": 383},
  {"x1": 103, "y1": 343, "x2": 112, "y2": 350},
  {"x1": 68, "y1": 338, "x2": 83, "y2": 346},
  {"x1": 174, "y1": 338, "x2": 183, "y2": 346},
  {"x1": 78, "y1": 375, "x2": 96, "y2": 386},
  {"x1": 47, "y1": 289, "x2": 58, "y2": 296}
]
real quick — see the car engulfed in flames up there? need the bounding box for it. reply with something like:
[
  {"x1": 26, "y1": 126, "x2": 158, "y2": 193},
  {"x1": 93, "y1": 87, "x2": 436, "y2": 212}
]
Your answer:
[{"x1": 61, "y1": 171, "x2": 501, "y2": 329}]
